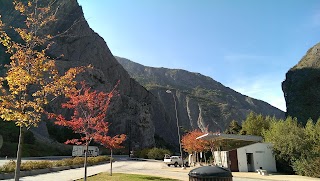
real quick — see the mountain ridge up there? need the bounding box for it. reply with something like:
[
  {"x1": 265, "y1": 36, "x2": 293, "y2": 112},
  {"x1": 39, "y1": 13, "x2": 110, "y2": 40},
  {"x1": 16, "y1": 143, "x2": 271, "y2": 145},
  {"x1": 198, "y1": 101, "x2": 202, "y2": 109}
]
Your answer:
[
  {"x1": 116, "y1": 56, "x2": 285, "y2": 132},
  {"x1": 0, "y1": 0, "x2": 284, "y2": 151}
]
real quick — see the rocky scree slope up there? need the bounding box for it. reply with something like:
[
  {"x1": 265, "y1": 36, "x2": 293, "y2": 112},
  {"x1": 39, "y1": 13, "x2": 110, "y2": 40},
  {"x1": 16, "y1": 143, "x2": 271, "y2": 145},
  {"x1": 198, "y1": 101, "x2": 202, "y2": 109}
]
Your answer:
[
  {"x1": 0, "y1": 0, "x2": 175, "y2": 148},
  {"x1": 283, "y1": 42, "x2": 320, "y2": 125},
  {"x1": 116, "y1": 56, "x2": 285, "y2": 133}
]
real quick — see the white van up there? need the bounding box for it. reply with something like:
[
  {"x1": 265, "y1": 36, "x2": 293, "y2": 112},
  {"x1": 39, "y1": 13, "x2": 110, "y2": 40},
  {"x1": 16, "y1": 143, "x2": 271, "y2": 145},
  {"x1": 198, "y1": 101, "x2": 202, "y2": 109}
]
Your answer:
[{"x1": 72, "y1": 145, "x2": 99, "y2": 157}]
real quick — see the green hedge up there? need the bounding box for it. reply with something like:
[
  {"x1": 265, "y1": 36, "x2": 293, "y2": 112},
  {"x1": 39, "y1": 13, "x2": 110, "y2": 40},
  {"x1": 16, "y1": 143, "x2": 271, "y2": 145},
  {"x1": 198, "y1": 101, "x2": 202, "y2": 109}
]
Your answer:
[
  {"x1": 147, "y1": 148, "x2": 171, "y2": 160},
  {"x1": 134, "y1": 147, "x2": 171, "y2": 160}
]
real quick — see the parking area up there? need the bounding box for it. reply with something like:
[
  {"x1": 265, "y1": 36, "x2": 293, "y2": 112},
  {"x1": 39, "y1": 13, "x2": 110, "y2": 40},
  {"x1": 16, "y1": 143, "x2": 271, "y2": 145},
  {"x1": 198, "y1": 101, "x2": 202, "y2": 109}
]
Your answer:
[{"x1": 2, "y1": 158, "x2": 320, "y2": 181}]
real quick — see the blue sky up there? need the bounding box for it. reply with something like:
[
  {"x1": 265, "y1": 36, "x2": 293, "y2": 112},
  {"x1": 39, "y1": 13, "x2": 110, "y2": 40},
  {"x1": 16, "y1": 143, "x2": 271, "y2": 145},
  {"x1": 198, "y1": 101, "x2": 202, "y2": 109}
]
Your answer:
[{"x1": 78, "y1": 0, "x2": 320, "y2": 111}]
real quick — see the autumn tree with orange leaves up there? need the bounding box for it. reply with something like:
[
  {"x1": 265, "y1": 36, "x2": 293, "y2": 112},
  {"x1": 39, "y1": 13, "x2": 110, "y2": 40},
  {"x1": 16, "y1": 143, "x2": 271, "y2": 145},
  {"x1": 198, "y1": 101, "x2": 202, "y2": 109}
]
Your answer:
[
  {"x1": 48, "y1": 81, "x2": 124, "y2": 181},
  {"x1": 181, "y1": 129, "x2": 207, "y2": 153},
  {"x1": 0, "y1": 1, "x2": 84, "y2": 180},
  {"x1": 181, "y1": 129, "x2": 217, "y2": 164}
]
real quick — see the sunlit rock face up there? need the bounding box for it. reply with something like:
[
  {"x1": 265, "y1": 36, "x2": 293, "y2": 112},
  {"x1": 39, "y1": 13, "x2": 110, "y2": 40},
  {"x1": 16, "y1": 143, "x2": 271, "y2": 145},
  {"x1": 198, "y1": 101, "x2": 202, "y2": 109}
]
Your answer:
[
  {"x1": 0, "y1": 0, "x2": 284, "y2": 149},
  {"x1": 0, "y1": 0, "x2": 165, "y2": 148},
  {"x1": 283, "y1": 43, "x2": 320, "y2": 125},
  {"x1": 116, "y1": 56, "x2": 284, "y2": 135}
]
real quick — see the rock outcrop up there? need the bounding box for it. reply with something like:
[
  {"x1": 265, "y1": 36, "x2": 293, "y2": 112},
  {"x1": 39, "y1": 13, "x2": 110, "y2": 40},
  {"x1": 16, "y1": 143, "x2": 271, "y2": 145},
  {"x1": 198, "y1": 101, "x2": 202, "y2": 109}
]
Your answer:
[
  {"x1": 282, "y1": 43, "x2": 320, "y2": 124},
  {"x1": 0, "y1": 0, "x2": 285, "y2": 150},
  {"x1": 0, "y1": 0, "x2": 167, "y2": 148},
  {"x1": 116, "y1": 56, "x2": 285, "y2": 133}
]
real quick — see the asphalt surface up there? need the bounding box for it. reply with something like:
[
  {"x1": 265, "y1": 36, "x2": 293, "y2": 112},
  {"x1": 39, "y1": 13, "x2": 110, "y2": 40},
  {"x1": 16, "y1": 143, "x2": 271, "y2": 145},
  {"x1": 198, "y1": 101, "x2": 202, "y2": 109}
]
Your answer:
[{"x1": 1, "y1": 158, "x2": 320, "y2": 181}]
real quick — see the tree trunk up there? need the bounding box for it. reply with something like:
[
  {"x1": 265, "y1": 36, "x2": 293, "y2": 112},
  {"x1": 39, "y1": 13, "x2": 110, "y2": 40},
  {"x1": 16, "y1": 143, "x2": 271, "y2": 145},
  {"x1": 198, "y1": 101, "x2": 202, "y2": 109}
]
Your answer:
[
  {"x1": 84, "y1": 144, "x2": 88, "y2": 181},
  {"x1": 197, "y1": 152, "x2": 199, "y2": 163},
  {"x1": 211, "y1": 147, "x2": 215, "y2": 164},
  {"x1": 110, "y1": 149, "x2": 113, "y2": 176},
  {"x1": 204, "y1": 152, "x2": 207, "y2": 165},
  {"x1": 14, "y1": 126, "x2": 25, "y2": 181}
]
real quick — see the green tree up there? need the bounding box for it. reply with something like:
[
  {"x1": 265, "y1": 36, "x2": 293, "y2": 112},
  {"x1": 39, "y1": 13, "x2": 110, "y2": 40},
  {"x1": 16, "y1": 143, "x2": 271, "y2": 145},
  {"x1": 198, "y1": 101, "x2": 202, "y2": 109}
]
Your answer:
[
  {"x1": 304, "y1": 118, "x2": 320, "y2": 155},
  {"x1": 292, "y1": 157, "x2": 320, "y2": 177},
  {"x1": 291, "y1": 119, "x2": 320, "y2": 177},
  {"x1": 262, "y1": 116, "x2": 320, "y2": 176},
  {"x1": 224, "y1": 120, "x2": 242, "y2": 134},
  {"x1": 241, "y1": 112, "x2": 271, "y2": 136},
  {"x1": 262, "y1": 116, "x2": 311, "y2": 174},
  {"x1": 263, "y1": 117, "x2": 307, "y2": 161}
]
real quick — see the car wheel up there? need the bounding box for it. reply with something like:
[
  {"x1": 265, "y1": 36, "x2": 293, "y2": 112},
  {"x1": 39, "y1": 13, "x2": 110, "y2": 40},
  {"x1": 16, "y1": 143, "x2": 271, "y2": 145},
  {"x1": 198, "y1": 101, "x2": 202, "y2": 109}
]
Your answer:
[
  {"x1": 174, "y1": 162, "x2": 178, "y2": 167},
  {"x1": 167, "y1": 164, "x2": 170, "y2": 167}
]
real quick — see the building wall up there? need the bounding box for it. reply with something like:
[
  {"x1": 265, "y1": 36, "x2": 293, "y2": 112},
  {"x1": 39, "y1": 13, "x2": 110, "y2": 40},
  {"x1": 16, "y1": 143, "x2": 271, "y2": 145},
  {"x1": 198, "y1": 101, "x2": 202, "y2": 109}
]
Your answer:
[
  {"x1": 237, "y1": 143, "x2": 277, "y2": 172},
  {"x1": 213, "y1": 151, "x2": 229, "y2": 168}
]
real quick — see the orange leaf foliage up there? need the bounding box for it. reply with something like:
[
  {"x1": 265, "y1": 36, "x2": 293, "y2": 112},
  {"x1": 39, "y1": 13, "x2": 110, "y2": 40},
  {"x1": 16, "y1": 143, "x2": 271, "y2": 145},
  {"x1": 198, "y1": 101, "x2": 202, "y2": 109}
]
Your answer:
[
  {"x1": 48, "y1": 81, "x2": 124, "y2": 147},
  {"x1": 181, "y1": 129, "x2": 209, "y2": 153},
  {"x1": 94, "y1": 134, "x2": 126, "y2": 150}
]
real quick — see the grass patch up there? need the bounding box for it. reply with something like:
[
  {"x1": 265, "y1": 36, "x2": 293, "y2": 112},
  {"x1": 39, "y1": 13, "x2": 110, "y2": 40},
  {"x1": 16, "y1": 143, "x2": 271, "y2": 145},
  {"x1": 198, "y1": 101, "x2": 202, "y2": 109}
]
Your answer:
[{"x1": 78, "y1": 173, "x2": 180, "y2": 181}]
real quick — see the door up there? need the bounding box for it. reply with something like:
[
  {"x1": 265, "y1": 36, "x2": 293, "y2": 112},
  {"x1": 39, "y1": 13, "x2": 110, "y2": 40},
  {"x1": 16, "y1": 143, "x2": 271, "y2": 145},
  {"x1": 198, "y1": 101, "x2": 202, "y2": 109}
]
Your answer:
[
  {"x1": 229, "y1": 150, "x2": 239, "y2": 172},
  {"x1": 246, "y1": 153, "x2": 255, "y2": 172}
]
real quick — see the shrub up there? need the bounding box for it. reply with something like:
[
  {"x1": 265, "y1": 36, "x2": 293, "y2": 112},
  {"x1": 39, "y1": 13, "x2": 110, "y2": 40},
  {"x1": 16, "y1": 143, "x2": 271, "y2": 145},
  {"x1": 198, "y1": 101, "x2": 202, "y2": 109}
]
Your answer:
[
  {"x1": 54, "y1": 158, "x2": 73, "y2": 167},
  {"x1": 87, "y1": 156, "x2": 109, "y2": 164},
  {"x1": 134, "y1": 148, "x2": 150, "y2": 159},
  {"x1": 72, "y1": 157, "x2": 85, "y2": 165},
  {"x1": 292, "y1": 157, "x2": 320, "y2": 177},
  {"x1": 0, "y1": 160, "x2": 15, "y2": 173},
  {"x1": 21, "y1": 161, "x2": 53, "y2": 171},
  {"x1": 147, "y1": 148, "x2": 171, "y2": 160},
  {"x1": 0, "y1": 156, "x2": 110, "y2": 173}
]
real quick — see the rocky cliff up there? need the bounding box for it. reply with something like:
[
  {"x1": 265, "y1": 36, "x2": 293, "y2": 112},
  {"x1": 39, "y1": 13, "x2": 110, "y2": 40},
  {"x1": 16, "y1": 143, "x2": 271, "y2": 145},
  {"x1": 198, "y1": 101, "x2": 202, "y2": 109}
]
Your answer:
[
  {"x1": 0, "y1": 0, "x2": 171, "y2": 149},
  {"x1": 282, "y1": 43, "x2": 320, "y2": 124},
  {"x1": 116, "y1": 57, "x2": 285, "y2": 133},
  {"x1": 0, "y1": 0, "x2": 285, "y2": 150}
]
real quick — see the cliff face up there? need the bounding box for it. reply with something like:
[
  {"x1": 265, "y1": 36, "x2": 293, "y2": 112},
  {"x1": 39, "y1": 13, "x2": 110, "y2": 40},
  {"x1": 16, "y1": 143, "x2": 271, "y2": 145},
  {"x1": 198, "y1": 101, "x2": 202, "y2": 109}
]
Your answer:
[
  {"x1": 282, "y1": 43, "x2": 320, "y2": 124},
  {"x1": 0, "y1": 0, "x2": 285, "y2": 149},
  {"x1": 0, "y1": 0, "x2": 170, "y2": 148},
  {"x1": 116, "y1": 57, "x2": 285, "y2": 133}
]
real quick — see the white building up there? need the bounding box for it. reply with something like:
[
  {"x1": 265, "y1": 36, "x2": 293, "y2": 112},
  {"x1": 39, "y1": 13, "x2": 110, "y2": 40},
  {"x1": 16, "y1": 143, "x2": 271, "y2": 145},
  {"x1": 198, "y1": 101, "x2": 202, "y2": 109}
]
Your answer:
[
  {"x1": 214, "y1": 143, "x2": 276, "y2": 172},
  {"x1": 197, "y1": 133, "x2": 277, "y2": 172}
]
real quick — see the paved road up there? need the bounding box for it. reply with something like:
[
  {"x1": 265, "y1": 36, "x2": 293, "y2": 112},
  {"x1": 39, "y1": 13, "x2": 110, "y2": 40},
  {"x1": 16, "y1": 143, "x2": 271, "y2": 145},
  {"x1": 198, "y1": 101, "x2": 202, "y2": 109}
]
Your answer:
[
  {"x1": 3, "y1": 159, "x2": 320, "y2": 181},
  {"x1": 2, "y1": 159, "x2": 273, "y2": 181}
]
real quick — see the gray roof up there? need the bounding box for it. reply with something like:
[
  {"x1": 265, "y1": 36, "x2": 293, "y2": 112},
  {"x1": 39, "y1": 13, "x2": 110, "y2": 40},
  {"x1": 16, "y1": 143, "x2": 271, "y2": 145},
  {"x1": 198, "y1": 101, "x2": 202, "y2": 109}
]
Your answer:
[{"x1": 196, "y1": 133, "x2": 263, "y2": 142}]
